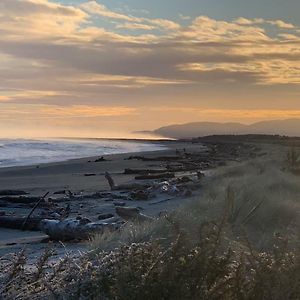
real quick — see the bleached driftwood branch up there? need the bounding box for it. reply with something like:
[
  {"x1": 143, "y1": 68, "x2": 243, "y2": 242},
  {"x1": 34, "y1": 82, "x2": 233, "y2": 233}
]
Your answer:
[
  {"x1": 104, "y1": 172, "x2": 150, "y2": 190},
  {"x1": 39, "y1": 218, "x2": 118, "y2": 241}
]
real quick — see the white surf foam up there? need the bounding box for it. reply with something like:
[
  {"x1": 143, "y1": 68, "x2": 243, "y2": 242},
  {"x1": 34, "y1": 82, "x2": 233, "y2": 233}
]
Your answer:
[{"x1": 0, "y1": 138, "x2": 167, "y2": 168}]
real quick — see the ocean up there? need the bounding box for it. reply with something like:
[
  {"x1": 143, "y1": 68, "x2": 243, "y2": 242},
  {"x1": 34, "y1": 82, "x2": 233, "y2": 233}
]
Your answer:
[{"x1": 0, "y1": 138, "x2": 167, "y2": 168}]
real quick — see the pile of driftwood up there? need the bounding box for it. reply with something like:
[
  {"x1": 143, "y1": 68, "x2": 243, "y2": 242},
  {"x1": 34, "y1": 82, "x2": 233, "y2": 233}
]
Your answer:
[
  {"x1": 0, "y1": 169, "x2": 201, "y2": 241},
  {"x1": 0, "y1": 190, "x2": 121, "y2": 241},
  {"x1": 0, "y1": 188, "x2": 156, "y2": 241}
]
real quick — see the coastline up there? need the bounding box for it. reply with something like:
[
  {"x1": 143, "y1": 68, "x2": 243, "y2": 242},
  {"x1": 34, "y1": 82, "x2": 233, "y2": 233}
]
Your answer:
[
  {"x1": 0, "y1": 140, "x2": 185, "y2": 194},
  {"x1": 0, "y1": 138, "x2": 171, "y2": 169},
  {"x1": 0, "y1": 140, "x2": 196, "y2": 257},
  {"x1": 0, "y1": 138, "x2": 260, "y2": 262}
]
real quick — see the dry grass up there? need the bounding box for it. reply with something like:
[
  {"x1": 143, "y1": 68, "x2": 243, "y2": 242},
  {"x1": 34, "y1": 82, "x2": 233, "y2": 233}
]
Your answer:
[
  {"x1": 92, "y1": 145, "x2": 300, "y2": 252},
  {"x1": 2, "y1": 220, "x2": 300, "y2": 300}
]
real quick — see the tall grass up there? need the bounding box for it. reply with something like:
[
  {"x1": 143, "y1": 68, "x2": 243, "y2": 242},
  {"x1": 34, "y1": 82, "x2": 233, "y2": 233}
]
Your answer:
[{"x1": 92, "y1": 146, "x2": 300, "y2": 251}]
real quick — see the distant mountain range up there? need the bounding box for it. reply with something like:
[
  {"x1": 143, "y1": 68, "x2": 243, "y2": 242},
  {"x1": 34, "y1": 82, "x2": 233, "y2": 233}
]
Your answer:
[{"x1": 147, "y1": 119, "x2": 300, "y2": 139}]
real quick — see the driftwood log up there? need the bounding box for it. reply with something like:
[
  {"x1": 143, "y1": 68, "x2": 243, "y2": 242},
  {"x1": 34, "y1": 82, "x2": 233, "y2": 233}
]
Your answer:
[
  {"x1": 105, "y1": 172, "x2": 150, "y2": 191},
  {"x1": 0, "y1": 190, "x2": 29, "y2": 196},
  {"x1": 116, "y1": 206, "x2": 154, "y2": 222},
  {"x1": 124, "y1": 168, "x2": 168, "y2": 175},
  {"x1": 0, "y1": 216, "x2": 43, "y2": 230},
  {"x1": 135, "y1": 173, "x2": 175, "y2": 180},
  {"x1": 0, "y1": 196, "x2": 43, "y2": 204},
  {"x1": 39, "y1": 218, "x2": 118, "y2": 241},
  {"x1": 126, "y1": 155, "x2": 182, "y2": 161},
  {"x1": 22, "y1": 192, "x2": 49, "y2": 230}
]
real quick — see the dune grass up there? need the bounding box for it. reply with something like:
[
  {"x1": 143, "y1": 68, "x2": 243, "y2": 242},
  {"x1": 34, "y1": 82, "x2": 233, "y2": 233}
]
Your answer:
[{"x1": 92, "y1": 144, "x2": 300, "y2": 252}]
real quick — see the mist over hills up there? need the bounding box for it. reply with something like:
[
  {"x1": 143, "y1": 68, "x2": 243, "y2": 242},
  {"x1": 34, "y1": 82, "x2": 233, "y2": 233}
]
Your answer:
[{"x1": 150, "y1": 119, "x2": 300, "y2": 139}]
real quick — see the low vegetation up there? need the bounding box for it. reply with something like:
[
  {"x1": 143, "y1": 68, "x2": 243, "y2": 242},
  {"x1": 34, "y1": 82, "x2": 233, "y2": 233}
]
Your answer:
[{"x1": 2, "y1": 143, "x2": 300, "y2": 299}]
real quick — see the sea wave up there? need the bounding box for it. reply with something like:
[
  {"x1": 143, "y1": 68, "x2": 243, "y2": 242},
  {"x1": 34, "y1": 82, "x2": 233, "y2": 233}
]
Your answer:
[{"x1": 0, "y1": 138, "x2": 167, "y2": 168}]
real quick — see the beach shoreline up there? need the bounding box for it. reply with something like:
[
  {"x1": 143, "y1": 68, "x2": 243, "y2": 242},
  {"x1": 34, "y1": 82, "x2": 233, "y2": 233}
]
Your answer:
[
  {"x1": 0, "y1": 138, "x2": 258, "y2": 261},
  {"x1": 0, "y1": 140, "x2": 185, "y2": 194},
  {"x1": 0, "y1": 138, "x2": 172, "y2": 169},
  {"x1": 0, "y1": 140, "x2": 196, "y2": 257}
]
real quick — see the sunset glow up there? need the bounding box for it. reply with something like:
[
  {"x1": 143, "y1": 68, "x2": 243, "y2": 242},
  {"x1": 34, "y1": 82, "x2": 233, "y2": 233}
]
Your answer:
[{"x1": 1, "y1": 0, "x2": 300, "y2": 137}]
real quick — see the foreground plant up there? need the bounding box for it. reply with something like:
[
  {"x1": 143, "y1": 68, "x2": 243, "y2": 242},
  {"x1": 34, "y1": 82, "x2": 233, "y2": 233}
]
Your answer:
[{"x1": 1, "y1": 218, "x2": 300, "y2": 300}]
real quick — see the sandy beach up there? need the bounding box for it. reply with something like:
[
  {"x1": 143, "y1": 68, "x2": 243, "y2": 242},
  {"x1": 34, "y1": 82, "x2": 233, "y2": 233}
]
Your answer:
[
  {"x1": 0, "y1": 138, "x2": 260, "y2": 261},
  {"x1": 0, "y1": 140, "x2": 207, "y2": 258}
]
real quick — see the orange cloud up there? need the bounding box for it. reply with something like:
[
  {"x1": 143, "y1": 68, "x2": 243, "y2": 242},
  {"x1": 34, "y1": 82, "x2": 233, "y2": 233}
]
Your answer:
[
  {"x1": 0, "y1": 96, "x2": 11, "y2": 101},
  {"x1": 152, "y1": 107, "x2": 300, "y2": 123},
  {"x1": 0, "y1": 90, "x2": 69, "y2": 101},
  {"x1": 0, "y1": 104, "x2": 137, "y2": 121},
  {"x1": 40, "y1": 105, "x2": 137, "y2": 118}
]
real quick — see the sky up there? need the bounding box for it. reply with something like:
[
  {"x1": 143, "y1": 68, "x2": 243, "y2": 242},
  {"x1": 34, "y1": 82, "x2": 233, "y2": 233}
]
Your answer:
[{"x1": 1, "y1": 0, "x2": 300, "y2": 138}]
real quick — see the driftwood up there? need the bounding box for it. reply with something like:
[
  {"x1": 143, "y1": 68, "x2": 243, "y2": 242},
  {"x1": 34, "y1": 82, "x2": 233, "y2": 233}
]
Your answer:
[
  {"x1": 105, "y1": 171, "x2": 116, "y2": 190},
  {"x1": 39, "y1": 218, "x2": 117, "y2": 241},
  {"x1": 116, "y1": 206, "x2": 154, "y2": 222},
  {"x1": 0, "y1": 200, "x2": 51, "y2": 209},
  {"x1": 124, "y1": 168, "x2": 168, "y2": 175},
  {"x1": 114, "y1": 183, "x2": 151, "y2": 190},
  {"x1": 22, "y1": 192, "x2": 49, "y2": 230},
  {"x1": 105, "y1": 172, "x2": 150, "y2": 191},
  {"x1": 126, "y1": 155, "x2": 182, "y2": 162},
  {"x1": 130, "y1": 190, "x2": 151, "y2": 200},
  {"x1": 95, "y1": 156, "x2": 109, "y2": 162},
  {"x1": 0, "y1": 216, "x2": 43, "y2": 230},
  {"x1": 0, "y1": 196, "x2": 42, "y2": 204},
  {"x1": 166, "y1": 165, "x2": 200, "y2": 172},
  {"x1": 53, "y1": 190, "x2": 67, "y2": 195},
  {"x1": 135, "y1": 173, "x2": 175, "y2": 180},
  {"x1": 0, "y1": 190, "x2": 28, "y2": 196},
  {"x1": 149, "y1": 198, "x2": 172, "y2": 205}
]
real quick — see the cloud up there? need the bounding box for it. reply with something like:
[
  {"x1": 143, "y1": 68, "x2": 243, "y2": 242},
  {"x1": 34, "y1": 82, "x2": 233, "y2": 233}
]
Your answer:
[
  {"x1": 74, "y1": 74, "x2": 191, "y2": 88},
  {"x1": 41, "y1": 105, "x2": 137, "y2": 118},
  {"x1": 235, "y1": 17, "x2": 258, "y2": 25},
  {"x1": 116, "y1": 23, "x2": 155, "y2": 31},
  {"x1": 146, "y1": 18, "x2": 180, "y2": 31},
  {"x1": 181, "y1": 15, "x2": 270, "y2": 42},
  {"x1": 177, "y1": 60, "x2": 300, "y2": 85},
  {"x1": 0, "y1": 96, "x2": 10, "y2": 101},
  {"x1": 179, "y1": 14, "x2": 191, "y2": 21},
  {"x1": 268, "y1": 20, "x2": 295, "y2": 29},
  {"x1": 80, "y1": 1, "x2": 140, "y2": 22},
  {"x1": 234, "y1": 17, "x2": 295, "y2": 29},
  {"x1": 80, "y1": 1, "x2": 180, "y2": 32},
  {"x1": 1, "y1": 0, "x2": 300, "y2": 137},
  {"x1": 0, "y1": 103, "x2": 137, "y2": 120},
  {"x1": 151, "y1": 107, "x2": 300, "y2": 122},
  {"x1": 1, "y1": 2, "x2": 299, "y2": 88},
  {"x1": 0, "y1": 89, "x2": 69, "y2": 103},
  {"x1": 0, "y1": 0, "x2": 85, "y2": 17}
]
